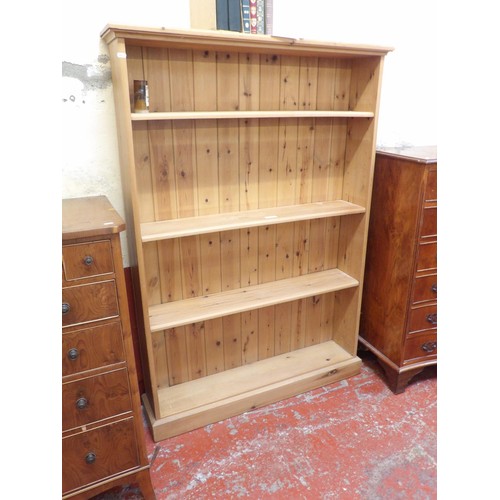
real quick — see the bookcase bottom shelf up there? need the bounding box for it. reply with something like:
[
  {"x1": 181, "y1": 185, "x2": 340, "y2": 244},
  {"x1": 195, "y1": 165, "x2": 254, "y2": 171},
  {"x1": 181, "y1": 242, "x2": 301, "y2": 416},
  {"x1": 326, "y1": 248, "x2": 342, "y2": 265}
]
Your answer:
[{"x1": 142, "y1": 340, "x2": 361, "y2": 441}]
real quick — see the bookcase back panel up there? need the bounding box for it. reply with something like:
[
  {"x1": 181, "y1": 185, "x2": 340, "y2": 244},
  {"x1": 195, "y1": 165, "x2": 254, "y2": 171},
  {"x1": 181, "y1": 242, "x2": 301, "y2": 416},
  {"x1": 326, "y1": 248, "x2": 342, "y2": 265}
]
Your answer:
[
  {"x1": 126, "y1": 46, "x2": 359, "y2": 113},
  {"x1": 142, "y1": 218, "x2": 340, "y2": 304},
  {"x1": 152, "y1": 291, "x2": 341, "y2": 387},
  {"x1": 132, "y1": 118, "x2": 350, "y2": 222}
]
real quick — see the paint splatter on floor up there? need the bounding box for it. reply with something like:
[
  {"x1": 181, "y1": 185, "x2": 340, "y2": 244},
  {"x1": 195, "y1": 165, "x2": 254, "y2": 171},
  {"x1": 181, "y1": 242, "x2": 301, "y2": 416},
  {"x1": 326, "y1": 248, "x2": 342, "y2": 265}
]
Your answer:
[{"x1": 92, "y1": 351, "x2": 437, "y2": 499}]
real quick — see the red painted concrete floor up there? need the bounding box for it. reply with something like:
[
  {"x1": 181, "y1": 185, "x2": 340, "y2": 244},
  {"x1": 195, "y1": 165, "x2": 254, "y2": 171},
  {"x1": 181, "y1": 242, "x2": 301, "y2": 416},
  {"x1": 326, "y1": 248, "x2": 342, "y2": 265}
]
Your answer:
[{"x1": 92, "y1": 350, "x2": 437, "y2": 499}]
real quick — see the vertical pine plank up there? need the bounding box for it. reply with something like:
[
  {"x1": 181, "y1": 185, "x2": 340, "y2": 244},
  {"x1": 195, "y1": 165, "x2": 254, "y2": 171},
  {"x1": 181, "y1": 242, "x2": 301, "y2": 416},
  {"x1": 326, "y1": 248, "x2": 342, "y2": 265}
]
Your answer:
[
  {"x1": 193, "y1": 49, "x2": 223, "y2": 374},
  {"x1": 153, "y1": 332, "x2": 170, "y2": 388},
  {"x1": 185, "y1": 322, "x2": 207, "y2": 380},
  {"x1": 295, "y1": 57, "x2": 317, "y2": 205},
  {"x1": 293, "y1": 58, "x2": 316, "y2": 348},
  {"x1": 240, "y1": 225, "x2": 259, "y2": 364},
  {"x1": 304, "y1": 295, "x2": 323, "y2": 346},
  {"x1": 193, "y1": 49, "x2": 219, "y2": 214},
  {"x1": 238, "y1": 53, "x2": 260, "y2": 362},
  {"x1": 223, "y1": 314, "x2": 242, "y2": 369},
  {"x1": 220, "y1": 229, "x2": 242, "y2": 367},
  {"x1": 129, "y1": 46, "x2": 155, "y2": 224},
  {"x1": 241, "y1": 308, "x2": 258, "y2": 364},
  {"x1": 199, "y1": 235, "x2": 224, "y2": 372},
  {"x1": 239, "y1": 119, "x2": 259, "y2": 364},
  {"x1": 273, "y1": 56, "x2": 300, "y2": 354},
  {"x1": 277, "y1": 55, "x2": 299, "y2": 205},
  {"x1": 320, "y1": 291, "x2": 336, "y2": 343},
  {"x1": 257, "y1": 52, "x2": 281, "y2": 359},
  {"x1": 204, "y1": 318, "x2": 225, "y2": 375},
  {"x1": 239, "y1": 121, "x2": 259, "y2": 364},
  {"x1": 308, "y1": 58, "x2": 337, "y2": 343},
  {"x1": 290, "y1": 298, "x2": 307, "y2": 351},
  {"x1": 239, "y1": 52, "x2": 260, "y2": 111},
  {"x1": 165, "y1": 327, "x2": 189, "y2": 386},
  {"x1": 157, "y1": 239, "x2": 183, "y2": 302},
  {"x1": 144, "y1": 47, "x2": 172, "y2": 113},
  {"x1": 217, "y1": 49, "x2": 243, "y2": 370},
  {"x1": 168, "y1": 48, "x2": 200, "y2": 382},
  {"x1": 317, "y1": 58, "x2": 349, "y2": 342}
]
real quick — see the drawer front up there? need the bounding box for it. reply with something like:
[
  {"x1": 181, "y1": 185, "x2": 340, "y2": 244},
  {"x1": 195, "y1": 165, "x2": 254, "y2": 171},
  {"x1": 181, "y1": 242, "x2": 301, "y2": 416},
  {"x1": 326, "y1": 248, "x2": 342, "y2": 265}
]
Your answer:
[
  {"x1": 62, "y1": 418, "x2": 139, "y2": 494},
  {"x1": 62, "y1": 322, "x2": 125, "y2": 377},
  {"x1": 420, "y1": 206, "x2": 437, "y2": 239},
  {"x1": 63, "y1": 241, "x2": 114, "y2": 281},
  {"x1": 62, "y1": 368, "x2": 132, "y2": 431},
  {"x1": 408, "y1": 304, "x2": 437, "y2": 334},
  {"x1": 424, "y1": 169, "x2": 437, "y2": 201},
  {"x1": 416, "y1": 242, "x2": 437, "y2": 272},
  {"x1": 412, "y1": 274, "x2": 437, "y2": 304},
  {"x1": 62, "y1": 281, "x2": 119, "y2": 328},
  {"x1": 404, "y1": 332, "x2": 437, "y2": 362}
]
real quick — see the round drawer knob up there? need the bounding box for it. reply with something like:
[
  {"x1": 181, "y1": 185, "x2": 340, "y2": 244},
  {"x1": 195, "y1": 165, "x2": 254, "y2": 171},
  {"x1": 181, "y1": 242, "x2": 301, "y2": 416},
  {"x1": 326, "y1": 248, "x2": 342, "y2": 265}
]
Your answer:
[
  {"x1": 62, "y1": 302, "x2": 71, "y2": 315},
  {"x1": 67, "y1": 348, "x2": 79, "y2": 361},
  {"x1": 431, "y1": 283, "x2": 437, "y2": 293},
  {"x1": 85, "y1": 452, "x2": 96, "y2": 465},
  {"x1": 83, "y1": 255, "x2": 94, "y2": 266},
  {"x1": 426, "y1": 313, "x2": 437, "y2": 325},
  {"x1": 76, "y1": 397, "x2": 89, "y2": 410},
  {"x1": 421, "y1": 341, "x2": 437, "y2": 353}
]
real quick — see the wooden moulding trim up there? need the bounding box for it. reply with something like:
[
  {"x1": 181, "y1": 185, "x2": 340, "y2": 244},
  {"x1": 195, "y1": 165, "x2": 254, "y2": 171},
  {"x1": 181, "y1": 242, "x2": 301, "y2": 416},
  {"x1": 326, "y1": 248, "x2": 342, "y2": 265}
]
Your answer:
[
  {"x1": 358, "y1": 336, "x2": 437, "y2": 373},
  {"x1": 149, "y1": 268, "x2": 359, "y2": 332},
  {"x1": 131, "y1": 110, "x2": 374, "y2": 121},
  {"x1": 143, "y1": 341, "x2": 361, "y2": 440},
  {"x1": 141, "y1": 200, "x2": 366, "y2": 242},
  {"x1": 62, "y1": 465, "x2": 151, "y2": 499},
  {"x1": 100, "y1": 25, "x2": 394, "y2": 57}
]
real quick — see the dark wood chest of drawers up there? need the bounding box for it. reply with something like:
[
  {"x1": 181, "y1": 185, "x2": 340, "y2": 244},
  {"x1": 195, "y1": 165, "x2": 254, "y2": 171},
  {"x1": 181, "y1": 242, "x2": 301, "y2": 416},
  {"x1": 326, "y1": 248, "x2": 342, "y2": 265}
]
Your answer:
[
  {"x1": 359, "y1": 146, "x2": 437, "y2": 393},
  {"x1": 62, "y1": 196, "x2": 155, "y2": 499}
]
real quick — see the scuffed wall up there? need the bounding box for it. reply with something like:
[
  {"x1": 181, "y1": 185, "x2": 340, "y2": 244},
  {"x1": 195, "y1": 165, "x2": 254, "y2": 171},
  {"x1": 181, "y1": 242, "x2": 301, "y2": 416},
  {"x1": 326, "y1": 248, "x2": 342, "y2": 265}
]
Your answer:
[
  {"x1": 62, "y1": 45, "x2": 130, "y2": 261},
  {"x1": 62, "y1": 4, "x2": 190, "y2": 265}
]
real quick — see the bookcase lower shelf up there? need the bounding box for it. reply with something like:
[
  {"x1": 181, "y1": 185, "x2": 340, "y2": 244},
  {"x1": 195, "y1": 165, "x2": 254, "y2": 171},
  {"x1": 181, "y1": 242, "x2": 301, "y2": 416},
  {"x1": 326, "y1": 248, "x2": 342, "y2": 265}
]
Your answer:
[{"x1": 142, "y1": 340, "x2": 361, "y2": 441}]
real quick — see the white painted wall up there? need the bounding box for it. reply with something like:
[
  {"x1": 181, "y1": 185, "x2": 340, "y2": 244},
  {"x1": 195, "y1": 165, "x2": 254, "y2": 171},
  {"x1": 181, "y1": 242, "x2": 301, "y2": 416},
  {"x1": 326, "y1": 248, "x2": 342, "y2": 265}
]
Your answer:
[{"x1": 62, "y1": 0, "x2": 436, "y2": 266}]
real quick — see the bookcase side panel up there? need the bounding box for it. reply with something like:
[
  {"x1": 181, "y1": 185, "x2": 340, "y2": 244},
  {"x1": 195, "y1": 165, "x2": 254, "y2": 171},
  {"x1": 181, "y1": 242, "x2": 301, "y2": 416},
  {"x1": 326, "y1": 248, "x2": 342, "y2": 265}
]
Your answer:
[
  {"x1": 107, "y1": 39, "x2": 160, "y2": 416},
  {"x1": 333, "y1": 56, "x2": 384, "y2": 355}
]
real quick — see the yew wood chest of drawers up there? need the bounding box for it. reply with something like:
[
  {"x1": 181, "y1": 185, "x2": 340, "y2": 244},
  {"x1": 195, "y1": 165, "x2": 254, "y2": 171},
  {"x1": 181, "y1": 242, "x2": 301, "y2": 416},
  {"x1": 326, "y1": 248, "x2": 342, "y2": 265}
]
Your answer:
[
  {"x1": 359, "y1": 146, "x2": 437, "y2": 393},
  {"x1": 62, "y1": 196, "x2": 155, "y2": 499}
]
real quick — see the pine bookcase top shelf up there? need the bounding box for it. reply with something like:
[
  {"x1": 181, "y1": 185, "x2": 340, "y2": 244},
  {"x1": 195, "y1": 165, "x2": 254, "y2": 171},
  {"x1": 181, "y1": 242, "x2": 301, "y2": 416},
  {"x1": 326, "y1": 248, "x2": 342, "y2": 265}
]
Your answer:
[
  {"x1": 131, "y1": 110, "x2": 375, "y2": 121},
  {"x1": 141, "y1": 200, "x2": 365, "y2": 242},
  {"x1": 148, "y1": 268, "x2": 358, "y2": 332}
]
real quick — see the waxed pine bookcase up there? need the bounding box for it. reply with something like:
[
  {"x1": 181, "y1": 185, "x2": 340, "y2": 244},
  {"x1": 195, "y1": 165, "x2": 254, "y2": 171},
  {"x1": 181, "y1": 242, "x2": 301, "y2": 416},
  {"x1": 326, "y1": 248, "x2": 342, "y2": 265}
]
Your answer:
[{"x1": 101, "y1": 25, "x2": 392, "y2": 441}]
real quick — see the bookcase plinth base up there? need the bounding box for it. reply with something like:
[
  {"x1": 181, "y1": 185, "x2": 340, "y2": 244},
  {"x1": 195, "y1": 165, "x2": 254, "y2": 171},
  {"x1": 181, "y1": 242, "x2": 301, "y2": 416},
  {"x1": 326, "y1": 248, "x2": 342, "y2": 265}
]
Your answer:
[{"x1": 142, "y1": 340, "x2": 361, "y2": 442}]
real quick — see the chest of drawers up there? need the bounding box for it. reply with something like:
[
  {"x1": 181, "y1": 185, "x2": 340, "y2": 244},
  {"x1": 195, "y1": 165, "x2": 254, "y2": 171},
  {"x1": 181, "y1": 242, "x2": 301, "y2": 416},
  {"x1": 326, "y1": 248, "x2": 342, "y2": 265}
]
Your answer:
[
  {"x1": 62, "y1": 196, "x2": 155, "y2": 499},
  {"x1": 359, "y1": 146, "x2": 437, "y2": 393}
]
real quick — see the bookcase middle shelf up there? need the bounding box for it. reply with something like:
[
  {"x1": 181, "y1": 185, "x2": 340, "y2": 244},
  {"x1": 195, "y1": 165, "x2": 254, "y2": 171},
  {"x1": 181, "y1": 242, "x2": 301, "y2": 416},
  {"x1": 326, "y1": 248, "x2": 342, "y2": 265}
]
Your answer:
[
  {"x1": 141, "y1": 200, "x2": 365, "y2": 242},
  {"x1": 148, "y1": 268, "x2": 359, "y2": 333}
]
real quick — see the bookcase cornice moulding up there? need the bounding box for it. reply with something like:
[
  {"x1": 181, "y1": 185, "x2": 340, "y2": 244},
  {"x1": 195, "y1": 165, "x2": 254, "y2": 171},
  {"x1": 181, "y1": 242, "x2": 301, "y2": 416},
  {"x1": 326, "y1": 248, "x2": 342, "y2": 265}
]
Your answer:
[
  {"x1": 101, "y1": 24, "x2": 393, "y2": 58},
  {"x1": 102, "y1": 24, "x2": 391, "y2": 441}
]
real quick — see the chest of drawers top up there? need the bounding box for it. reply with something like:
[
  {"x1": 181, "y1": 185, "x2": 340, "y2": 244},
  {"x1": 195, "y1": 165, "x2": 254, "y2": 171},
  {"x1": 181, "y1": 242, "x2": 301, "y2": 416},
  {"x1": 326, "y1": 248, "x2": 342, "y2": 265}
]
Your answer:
[
  {"x1": 376, "y1": 145, "x2": 437, "y2": 164},
  {"x1": 63, "y1": 195, "x2": 125, "y2": 241}
]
